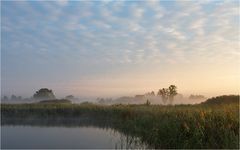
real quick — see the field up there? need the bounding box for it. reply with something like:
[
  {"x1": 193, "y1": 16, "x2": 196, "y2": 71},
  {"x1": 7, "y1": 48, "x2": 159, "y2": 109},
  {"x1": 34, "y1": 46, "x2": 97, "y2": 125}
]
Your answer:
[{"x1": 1, "y1": 96, "x2": 239, "y2": 149}]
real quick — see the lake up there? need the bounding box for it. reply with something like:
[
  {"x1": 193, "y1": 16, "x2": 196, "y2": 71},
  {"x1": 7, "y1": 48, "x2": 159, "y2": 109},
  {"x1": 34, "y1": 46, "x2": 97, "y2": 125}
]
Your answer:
[{"x1": 1, "y1": 125, "x2": 147, "y2": 149}]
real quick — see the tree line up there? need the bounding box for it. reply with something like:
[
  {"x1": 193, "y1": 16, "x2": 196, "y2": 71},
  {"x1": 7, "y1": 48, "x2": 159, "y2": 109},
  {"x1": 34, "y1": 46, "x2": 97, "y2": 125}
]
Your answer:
[{"x1": 2, "y1": 86, "x2": 178, "y2": 105}]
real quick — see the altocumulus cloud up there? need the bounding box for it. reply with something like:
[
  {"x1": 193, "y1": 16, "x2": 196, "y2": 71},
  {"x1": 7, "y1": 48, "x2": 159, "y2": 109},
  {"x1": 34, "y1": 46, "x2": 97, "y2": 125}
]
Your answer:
[{"x1": 1, "y1": 1, "x2": 239, "y2": 97}]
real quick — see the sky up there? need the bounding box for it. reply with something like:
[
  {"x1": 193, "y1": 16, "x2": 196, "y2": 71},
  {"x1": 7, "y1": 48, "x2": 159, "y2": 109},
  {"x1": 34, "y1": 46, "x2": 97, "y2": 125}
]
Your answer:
[{"x1": 1, "y1": 0, "x2": 239, "y2": 99}]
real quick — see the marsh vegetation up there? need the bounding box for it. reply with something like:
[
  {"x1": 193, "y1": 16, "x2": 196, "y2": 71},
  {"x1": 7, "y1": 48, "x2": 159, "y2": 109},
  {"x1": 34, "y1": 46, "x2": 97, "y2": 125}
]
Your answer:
[{"x1": 1, "y1": 95, "x2": 239, "y2": 149}]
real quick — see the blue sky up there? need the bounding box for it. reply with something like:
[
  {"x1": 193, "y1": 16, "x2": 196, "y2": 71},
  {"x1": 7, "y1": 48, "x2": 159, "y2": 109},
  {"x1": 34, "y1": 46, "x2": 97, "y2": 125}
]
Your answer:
[{"x1": 1, "y1": 0, "x2": 239, "y2": 98}]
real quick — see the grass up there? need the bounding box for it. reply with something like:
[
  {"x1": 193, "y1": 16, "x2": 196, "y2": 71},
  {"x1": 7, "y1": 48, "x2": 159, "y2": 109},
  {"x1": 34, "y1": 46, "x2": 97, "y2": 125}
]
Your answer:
[{"x1": 1, "y1": 97, "x2": 239, "y2": 149}]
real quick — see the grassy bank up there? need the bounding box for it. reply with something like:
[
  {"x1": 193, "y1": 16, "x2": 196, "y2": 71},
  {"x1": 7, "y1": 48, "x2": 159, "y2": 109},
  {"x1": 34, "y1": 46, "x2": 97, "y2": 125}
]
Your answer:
[{"x1": 1, "y1": 101, "x2": 239, "y2": 149}]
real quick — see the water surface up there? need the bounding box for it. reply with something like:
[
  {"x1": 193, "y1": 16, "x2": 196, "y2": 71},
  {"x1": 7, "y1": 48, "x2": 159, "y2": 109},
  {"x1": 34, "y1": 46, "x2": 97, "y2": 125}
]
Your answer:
[{"x1": 1, "y1": 125, "x2": 146, "y2": 149}]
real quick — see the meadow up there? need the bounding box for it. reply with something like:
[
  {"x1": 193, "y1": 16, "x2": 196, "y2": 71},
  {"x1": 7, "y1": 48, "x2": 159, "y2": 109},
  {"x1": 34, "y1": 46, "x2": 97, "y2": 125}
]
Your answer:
[{"x1": 1, "y1": 95, "x2": 239, "y2": 149}]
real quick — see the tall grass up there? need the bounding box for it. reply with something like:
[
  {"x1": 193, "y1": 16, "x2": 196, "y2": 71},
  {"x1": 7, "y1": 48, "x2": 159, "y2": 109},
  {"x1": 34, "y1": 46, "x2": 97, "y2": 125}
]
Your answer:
[{"x1": 1, "y1": 103, "x2": 239, "y2": 149}]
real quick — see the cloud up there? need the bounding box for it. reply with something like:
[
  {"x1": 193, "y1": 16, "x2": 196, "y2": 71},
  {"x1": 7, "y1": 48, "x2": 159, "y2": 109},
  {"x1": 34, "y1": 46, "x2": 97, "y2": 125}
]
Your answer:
[
  {"x1": 56, "y1": 0, "x2": 68, "y2": 6},
  {"x1": 2, "y1": 1, "x2": 239, "y2": 97},
  {"x1": 65, "y1": 22, "x2": 87, "y2": 31},
  {"x1": 128, "y1": 22, "x2": 142, "y2": 32},
  {"x1": 147, "y1": 0, "x2": 165, "y2": 19},
  {"x1": 190, "y1": 18, "x2": 206, "y2": 36},
  {"x1": 131, "y1": 5, "x2": 145, "y2": 18},
  {"x1": 92, "y1": 20, "x2": 112, "y2": 29}
]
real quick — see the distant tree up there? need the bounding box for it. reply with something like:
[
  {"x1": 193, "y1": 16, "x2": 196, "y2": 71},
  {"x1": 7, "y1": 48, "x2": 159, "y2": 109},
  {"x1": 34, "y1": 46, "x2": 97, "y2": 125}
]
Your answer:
[
  {"x1": 145, "y1": 99, "x2": 151, "y2": 106},
  {"x1": 105, "y1": 98, "x2": 113, "y2": 103},
  {"x1": 17, "y1": 96, "x2": 22, "y2": 100},
  {"x1": 158, "y1": 88, "x2": 169, "y2": 104},
  {"x1": 33, "y1": 88, "x2": 55, "y2": 100},
  {"x1": 189, "y1": 94, "x2": 205, "y2": 99},
  {"x1": 11, "y1": 95, "x2": 17, "y2": 100},
  {"x1": 151, "y1": 91, "x2": 155, "y2": 96},
  {"x1": 145, "y1": 92, "x2": 150, "y2": 96},
  {"x1": 2, "y1": 96, "x2": 8, "y2": 101},
  {"x1": 157, "y1": 85, "x2": 178, "y2": 104},
  {"x1": 176, "y1": 93, "x2": 184, "y2": 99},
  {"x1": 65, "y1": 95, "x2": 74, "y2": 100},
  {"x1": 145, "y1": 91, "x2": 155, "y2": 97},
  {"x1": 98, "y1": 98, "x2": 105, "y2": 104},
  {"x1": 168, "y1": 85, "x2": 177, "y2": 104}
]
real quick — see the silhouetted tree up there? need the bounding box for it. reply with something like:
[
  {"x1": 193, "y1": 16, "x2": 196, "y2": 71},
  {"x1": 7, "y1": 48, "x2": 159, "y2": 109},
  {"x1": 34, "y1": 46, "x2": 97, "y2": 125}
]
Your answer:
[
  {"x1": 33, "y1": 88, "x2": 55, "y2": 100},
  {"x1": 145, "y1": 91, "x2": 155, "y2": 97},
  {"x1": 151, "y1": 91, "x2": 155, "y2": 96},
  {"x1": 158, "y1": 88, "x2": 169, "y2": 104},
  {"x1": 157, "y1": 85, "x2": 178, "y2": 104},
  {"x1": 168, "y1": 85, "x2": 177, "y2": 104}
]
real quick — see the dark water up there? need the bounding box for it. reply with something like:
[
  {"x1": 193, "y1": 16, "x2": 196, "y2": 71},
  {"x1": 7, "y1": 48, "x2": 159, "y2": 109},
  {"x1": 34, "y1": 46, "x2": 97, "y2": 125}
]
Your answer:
[{"x1": 1, "y1": 125, "x2": 146, "y2": 149}]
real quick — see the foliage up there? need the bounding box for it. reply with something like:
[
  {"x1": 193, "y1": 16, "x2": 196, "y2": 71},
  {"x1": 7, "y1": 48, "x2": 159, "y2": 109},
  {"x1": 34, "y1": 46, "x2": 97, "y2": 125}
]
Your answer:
[
  {"x1": 201, "y1": 95, "x2": 239, "y2": 105},
  {"x1": 157, "y1": 85, "x2": 178, "y2": 104},
  {"x1": 157, "y1": 88, "x2": 169, "y2": 104},
  {"x1": 33, "y1": 88, "x2": 55, "y2": 100},
  {"x1": 168, "y1": 85, "x2": 177, "y2": 104}
]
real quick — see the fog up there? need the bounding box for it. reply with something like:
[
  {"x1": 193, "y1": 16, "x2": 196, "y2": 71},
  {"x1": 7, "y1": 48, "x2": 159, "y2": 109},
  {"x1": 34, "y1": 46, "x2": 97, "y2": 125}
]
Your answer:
[
  {"x1": 1, "y1": 93, "x2": 208, "y2": 105},
  {"x1": 95, "y1": 94, "x2": 207, "y2": 105}
]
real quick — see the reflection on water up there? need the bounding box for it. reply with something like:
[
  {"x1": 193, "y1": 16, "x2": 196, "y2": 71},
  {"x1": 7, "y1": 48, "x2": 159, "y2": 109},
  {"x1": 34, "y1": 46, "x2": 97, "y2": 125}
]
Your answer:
[{"x1": 1, "y1": 118, "x2": 148, "y2": 149}]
